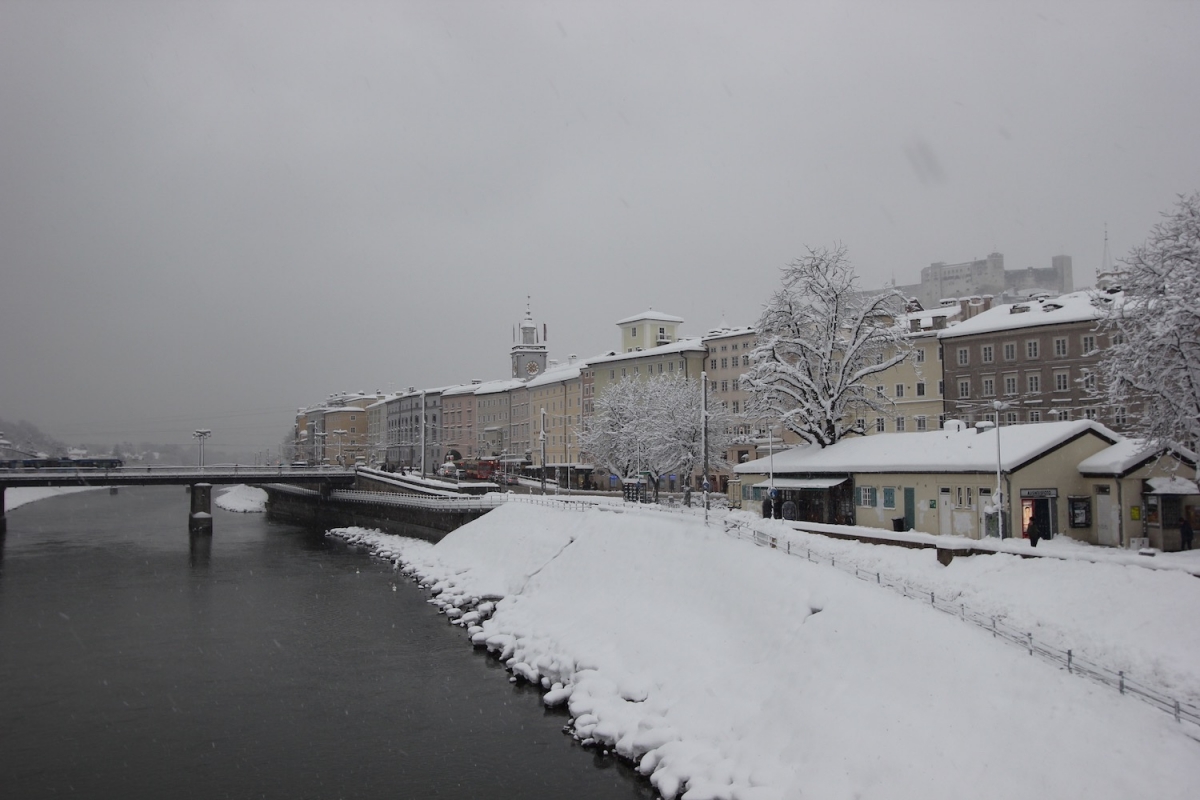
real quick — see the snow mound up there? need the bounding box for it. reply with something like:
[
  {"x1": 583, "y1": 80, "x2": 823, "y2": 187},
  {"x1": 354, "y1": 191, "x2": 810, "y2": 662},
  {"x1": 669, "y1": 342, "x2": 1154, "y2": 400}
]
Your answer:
[
  {"x1": 3, "y1": 486, "x2": 102, "y2": 512},
  {"x1": 214, "y1": 485, "x2": 268, "y2": 513},
  {"x1": 330, "y1": 503, "x2": 1200, "y2": 800}
]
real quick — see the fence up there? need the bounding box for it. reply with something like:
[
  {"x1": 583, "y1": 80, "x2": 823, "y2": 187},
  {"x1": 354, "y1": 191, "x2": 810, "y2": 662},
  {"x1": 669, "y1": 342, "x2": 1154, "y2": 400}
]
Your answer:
[{"x1": 723, "y1": 518, "x2": 1200, "y2": 734}]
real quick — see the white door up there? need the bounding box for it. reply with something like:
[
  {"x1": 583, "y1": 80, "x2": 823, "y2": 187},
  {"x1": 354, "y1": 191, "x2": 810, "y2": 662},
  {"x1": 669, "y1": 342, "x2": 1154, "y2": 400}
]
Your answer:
[
  {"x1": 1096, "y1": 492, "x2": 1116, "y2": 547},
  {"x1": 939, "y1": 487, "x2": 953, "y2": 535}
]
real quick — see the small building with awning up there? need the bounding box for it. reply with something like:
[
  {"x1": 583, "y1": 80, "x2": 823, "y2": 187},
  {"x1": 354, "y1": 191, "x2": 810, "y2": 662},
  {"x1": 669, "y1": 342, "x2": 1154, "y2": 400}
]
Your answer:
[
  {"x1": 1078, "y1": 440, "x2": 1198, "y2": 550},
  {"x1": 732, "y1": 420, "x2": 1141, "y2": 541}
]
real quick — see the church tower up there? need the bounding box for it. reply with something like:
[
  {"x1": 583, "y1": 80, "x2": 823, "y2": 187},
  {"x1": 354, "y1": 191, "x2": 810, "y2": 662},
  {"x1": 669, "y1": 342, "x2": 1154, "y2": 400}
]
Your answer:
[{"x1": 511, "y1": 299, "x2": 548, "y2": 378}]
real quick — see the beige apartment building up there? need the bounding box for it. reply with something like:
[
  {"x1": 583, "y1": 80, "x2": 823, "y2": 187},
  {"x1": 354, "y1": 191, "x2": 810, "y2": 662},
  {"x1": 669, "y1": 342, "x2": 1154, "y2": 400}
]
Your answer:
[
  {"x1": 525, "y1": 359, "x2": 587, "y2": 487},
  {"x1": 441, "y1": 381, "x2": 482, "y2": 460}
]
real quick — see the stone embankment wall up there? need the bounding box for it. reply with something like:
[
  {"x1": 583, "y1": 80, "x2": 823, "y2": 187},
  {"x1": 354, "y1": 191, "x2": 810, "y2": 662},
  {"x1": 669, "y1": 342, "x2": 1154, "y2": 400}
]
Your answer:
[{"x1": 263, "y1": 485, "x2": 490, "y2": 543}]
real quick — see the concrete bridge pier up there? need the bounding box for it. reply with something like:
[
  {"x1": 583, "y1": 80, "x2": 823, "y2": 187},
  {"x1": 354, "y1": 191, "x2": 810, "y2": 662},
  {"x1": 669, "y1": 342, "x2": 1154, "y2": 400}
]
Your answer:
[
  {"x1": 0, "y1": 486, "x2": 6, "y2": 534},
  {"x1": 189, "y1": 483, "x2": 213, "y2": 535}
]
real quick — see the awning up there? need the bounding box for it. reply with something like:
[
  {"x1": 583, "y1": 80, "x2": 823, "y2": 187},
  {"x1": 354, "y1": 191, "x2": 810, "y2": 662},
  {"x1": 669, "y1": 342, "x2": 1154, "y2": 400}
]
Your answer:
[
  {"x1": 764, "y1": 477, "x2": 848, "y2": 490},
  {"x1": 1145, "y1": 476, "x2": 1200, "y2": 495}
]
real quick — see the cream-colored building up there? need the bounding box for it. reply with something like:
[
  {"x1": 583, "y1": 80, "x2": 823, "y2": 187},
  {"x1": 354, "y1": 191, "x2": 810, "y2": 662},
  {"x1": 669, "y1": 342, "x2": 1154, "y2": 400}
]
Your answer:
[
  {"x1": 615, "y1": 310, "x2": 683, "y2": 353},
  {"x1": 731, "y1": 419, "x2": 1168, "y2": 545},
  {"x1": 1078, "y1": 440, "x2": 1198, "y2": 550},
  {"x1": 525, "y1": 359, "x2": 587, "y2": 487}
]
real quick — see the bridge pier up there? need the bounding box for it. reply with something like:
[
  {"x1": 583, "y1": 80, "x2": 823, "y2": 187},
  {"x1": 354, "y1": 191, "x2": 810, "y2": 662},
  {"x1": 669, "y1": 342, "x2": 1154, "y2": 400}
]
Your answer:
[
  {"x1": 0, "y1": 486, "x2": 6, "y2": 534},
  {"x1": 189, "y1": 483, "x2": 213, "y2": 535}
]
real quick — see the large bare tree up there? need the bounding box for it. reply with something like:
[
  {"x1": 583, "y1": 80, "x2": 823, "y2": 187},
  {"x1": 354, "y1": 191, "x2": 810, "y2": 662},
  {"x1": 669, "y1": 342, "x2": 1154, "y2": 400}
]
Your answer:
[
  {"x1": 1096, "y1": 192, "x2": 1200, "y2": 452},
  {"x1": 742, "y1": 245, "x2": 910, "y2": 448}
]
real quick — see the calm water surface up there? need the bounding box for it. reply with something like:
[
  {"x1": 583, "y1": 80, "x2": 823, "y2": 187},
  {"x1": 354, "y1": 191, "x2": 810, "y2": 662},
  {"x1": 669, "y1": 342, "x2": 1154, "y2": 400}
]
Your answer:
[{"x1": 0, "y1": 486, "x2": 652, "y2": 799}]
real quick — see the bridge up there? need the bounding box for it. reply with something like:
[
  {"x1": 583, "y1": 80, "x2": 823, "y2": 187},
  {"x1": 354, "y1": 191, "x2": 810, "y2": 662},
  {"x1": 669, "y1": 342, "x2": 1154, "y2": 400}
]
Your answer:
[{"x1": 0, "y1": 465, "x2": 357, "y2": 534}]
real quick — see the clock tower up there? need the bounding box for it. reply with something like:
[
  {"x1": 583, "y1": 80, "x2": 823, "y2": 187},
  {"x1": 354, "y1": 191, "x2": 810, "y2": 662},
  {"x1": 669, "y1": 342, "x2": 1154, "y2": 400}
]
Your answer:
[{"x1": 511, "y1": 299, "x2": 548, "y2": 379}]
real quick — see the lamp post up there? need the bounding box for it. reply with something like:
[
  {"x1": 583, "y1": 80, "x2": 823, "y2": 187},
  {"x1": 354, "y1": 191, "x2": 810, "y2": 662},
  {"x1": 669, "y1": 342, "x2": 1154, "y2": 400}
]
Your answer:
[
  {"x1": 332, "y1": 429, "x2": 348, "y2": 466},
  {"x1": 314, "y1": 431, "x2": 327, "y2": 464},
  {"x1": 192, "y1": 429, "x2": 212, "y2": 469},
  {"x1": 539, "y1": 408, "x2": 548, "y2": 494},
  {"x1": 991, "y1": 399, "x2": 1009, "y2": 539}
]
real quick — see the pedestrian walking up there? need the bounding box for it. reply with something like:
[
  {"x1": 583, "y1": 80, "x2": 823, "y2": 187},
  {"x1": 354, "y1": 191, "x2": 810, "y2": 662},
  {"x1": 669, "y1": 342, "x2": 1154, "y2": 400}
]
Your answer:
[
  {"x1": 1028, "y1": 518, "x2": 1042, "y2": 548},
  {"x1": 1181, "y1": 516, "x2": 1194, "y2": 551},
  {"x1": 761, "y1": 494, "x2": 772, "y2": 519}
]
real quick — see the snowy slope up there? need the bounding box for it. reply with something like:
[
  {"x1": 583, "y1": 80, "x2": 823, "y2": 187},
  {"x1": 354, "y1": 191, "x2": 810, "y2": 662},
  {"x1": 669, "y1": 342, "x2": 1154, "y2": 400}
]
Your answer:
[{"x1": 332, "y1": 504, "x2": 1200, "y2": 800}]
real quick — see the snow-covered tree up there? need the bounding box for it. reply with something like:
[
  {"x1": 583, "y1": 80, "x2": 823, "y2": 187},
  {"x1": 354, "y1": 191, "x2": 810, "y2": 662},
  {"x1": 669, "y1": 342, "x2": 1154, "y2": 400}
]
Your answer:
[
  {"x1": 1096, "y1": 192, "x2": 1200, "y2": 452},
  {"x1": 741, "y1": 245, "x2": 910, "y2": 448},
  {"x1": 579, "y1": 373, "x2": 732, "y2": 499}
]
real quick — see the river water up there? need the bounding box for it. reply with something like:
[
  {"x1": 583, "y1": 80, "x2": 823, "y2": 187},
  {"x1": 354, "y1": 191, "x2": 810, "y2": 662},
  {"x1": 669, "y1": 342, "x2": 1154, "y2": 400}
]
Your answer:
[{"x1": 0, "y1": 486, "x2": 652, "y2": 799}]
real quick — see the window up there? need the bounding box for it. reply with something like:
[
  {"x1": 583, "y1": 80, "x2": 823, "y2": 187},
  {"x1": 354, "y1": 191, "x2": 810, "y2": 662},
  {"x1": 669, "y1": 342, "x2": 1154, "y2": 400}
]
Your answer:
[
  {"x1": 983, "y1": 377, "x2": 995, "y2": 397},
  {"x1": 1027, "y1": 373, "x2": 1041, "y2": 393},
  {"x1": 711, "y1": 359, "x2": 717, "y2": 369},
  {"x1": 742, "y1": 354, "x2": 749, "y2": 366},
  {"x1": 1054, "y1": 371, "x2": 1070, "y2": 392},
  {"x1": 668, "y1": 361, "x2": 674, "y2": 372},
  {"x1": 938, "y1": 413, "x2": 947, "y2": 429},
  {"x1": 721, "y1": 380, "x2": 729, "y2": 392},
  {"x1": 896, "y1": 416, "x2": 906, "y2": 432},
  {"x1": 957, "y1": 347, "x2": 969, "y2": 366},
  {"x1": 875, "y1": 417, "x2": 885, "y2": 433},
  {"x1": 875, "y1": 352, "x2": 884, "y2": 365},
  {"x1": 1111, "y1": 332, "x2": 1124, "y2": 346},
  {"x1": 915, "y1": 348, "x2": 925, "y2": 363},
  {"x1": 610, "y1": 369, "x2": 616, "y2": 379},
  {"x1": 916, "y1": 415, "x2": 928, "y2": 431},
  {"x1": 938, "y1": 380, "x2": 944, "y2": 396},
  {"x1": 1006, "y1": 411, "x2": 1018, "y2": 424},
  {"x1": 895, "y1": 384, "x2": 905, "y2": 398},
  {"x1": 1115, "y1": 406, "x2": 1127, "y2": 426},
  {"x1": 1082, "y1": 369, "x2": 1095, "y2": 390},
  {"x1": 1029, "y1": 410, "x2": 1041, "y2": 422},
  {"x1": 1082, "y1": 335, "x2": 1096, "y2": 354},
  {"x1": 1054, "y1": 338, "x2": 1068, "y2": 357},
  {"x1": 732, "y1": 401, "x2": 739, "y2": 414},
  {"x1": 631, "y1": 327, "x2": 637, "y2": 337},
  {"x1": 1004, "y1": 342, "x2": 1017, "y2": 361},
  {"x1": 982, "y1": 345, "x2": 994, "y2": 363},
  {"x1": 1004, "y1": 375, "x2": 1018, "y2": 395},
  {"x1": 721, "y1": 345, "x2": 727, "y2": 351},
  {"x1": 916, "y1": 382, "x2": 926, "y2": 397},
  {"x1": 721, "y1": 358, "x2": 728, "y2": 369},
  {"x1": 1026, "y1": 340, "x2": 1040, "y2": 359},
  {"x1": 1059, "y1": 408, "x2": 1071, "y2": 421},
  {"x1": 876, "y1": 385, "x2": 886, "y2": 398},
  {"x1": 659, "y1": 326, "x2": 666, "y2": 338},
  {"x1": 857, "y1": 486, "x2": 878, "y2": 507},
  {"x1": 1084, "y1": 408, "x2": 1097, "y2": 420},
  {"x1": 958, "y1": 380, "x2": 970, "y2": 399},
  {"x1": 883, "y1": 488, "x2": 896, "y2": 509}
]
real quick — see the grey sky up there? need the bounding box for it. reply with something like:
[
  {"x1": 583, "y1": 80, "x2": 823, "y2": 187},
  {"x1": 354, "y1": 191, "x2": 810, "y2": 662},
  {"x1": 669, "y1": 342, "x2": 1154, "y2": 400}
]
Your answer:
[{"x1": 2, "y1": 1, "x2": 1198, "y2": 453}]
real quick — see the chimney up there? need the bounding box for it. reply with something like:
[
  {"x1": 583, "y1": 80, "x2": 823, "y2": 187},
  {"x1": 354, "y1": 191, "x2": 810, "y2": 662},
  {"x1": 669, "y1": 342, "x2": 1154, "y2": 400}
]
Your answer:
[
  {"x1": 909, "y1": 318, "x2": 922, "y2": 333},
  {"x1": 932, "y1": 316, "x2": 947, "y2": 330}
]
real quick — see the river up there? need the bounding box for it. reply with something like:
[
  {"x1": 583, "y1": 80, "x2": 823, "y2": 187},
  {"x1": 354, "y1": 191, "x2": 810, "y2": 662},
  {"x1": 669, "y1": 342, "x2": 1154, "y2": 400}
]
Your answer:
[{"x1": 0, "y1": 486, "x2": 652, "y2": 799}]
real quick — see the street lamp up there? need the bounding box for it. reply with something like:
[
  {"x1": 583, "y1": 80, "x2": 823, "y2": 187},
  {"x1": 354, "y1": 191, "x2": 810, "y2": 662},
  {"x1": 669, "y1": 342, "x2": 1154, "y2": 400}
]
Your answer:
[
  {"x1": 332, "y1": 429, "x2": 348, "y2": 466},
  {"x1": 314, "y1": 431, "x2": 328, "y2": 464},
  {"x1": 989, "y1": 399, "x2": 1010, "y2": 539},
  {"x1": 192, "y1": 429, "x2": 212, "y2": 469}
]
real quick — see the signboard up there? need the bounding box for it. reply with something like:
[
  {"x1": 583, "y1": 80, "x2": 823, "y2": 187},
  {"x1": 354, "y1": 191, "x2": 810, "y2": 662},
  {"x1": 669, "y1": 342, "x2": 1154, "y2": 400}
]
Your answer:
[
  {"x1": 1020, "y1": 488, "x2": 1058, "y2": 499},
  {"x1": 1130, "y1": 505, "x2": 1141, "y2": 521},
  {"x1": 929, "y1": 499, "x2": 937, "y2": 509}
]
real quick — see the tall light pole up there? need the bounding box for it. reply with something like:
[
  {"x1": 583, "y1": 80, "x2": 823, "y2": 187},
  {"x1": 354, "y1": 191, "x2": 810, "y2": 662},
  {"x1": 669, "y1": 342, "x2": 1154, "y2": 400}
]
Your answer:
[
  {"x1": 332, "y1": 429, "x2": 348, "y2": 466},
  {"x1": 991, "y1": 399, "x2": 1009, "y2": 539},
  {"x1": 314, "y1": 431, "x2": 327, "y2": 464},
  {"x1": 192, "y1": 429, "x2": 212, "y2": 469},
  {"x1": 539, "y1": 407, "x2": 548, "y2": 493},
  {"x1": 701, "y1": 370, "x2": 710, "y2": 520}
]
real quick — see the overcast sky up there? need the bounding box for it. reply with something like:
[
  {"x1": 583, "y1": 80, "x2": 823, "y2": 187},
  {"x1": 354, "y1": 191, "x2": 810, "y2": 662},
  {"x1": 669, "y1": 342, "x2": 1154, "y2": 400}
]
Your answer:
[{"x1": 2, "y1": 1, "x2": 1198, "y2": 453}]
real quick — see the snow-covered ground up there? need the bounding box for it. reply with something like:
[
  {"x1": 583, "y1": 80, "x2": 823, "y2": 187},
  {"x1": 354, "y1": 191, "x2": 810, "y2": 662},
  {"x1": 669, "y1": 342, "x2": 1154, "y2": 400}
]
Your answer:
[
  {"x1": 331, "y1": 503, "x2": 1200, "y2": 800},
  {"x1": 214, "y1": 484, "x2": 268, "y2": 512},
  {"x1": 3, "y1": 485, "x2": 102, "y2": 512}
]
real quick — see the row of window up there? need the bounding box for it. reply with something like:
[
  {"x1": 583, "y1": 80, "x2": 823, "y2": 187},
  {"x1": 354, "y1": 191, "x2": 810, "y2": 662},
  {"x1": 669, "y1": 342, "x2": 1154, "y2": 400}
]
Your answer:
[
  {"x1": 957, "y1": 369, "x2": 1095, "y2": 399},
  {"x1": 610, "y1": 360, "x2": 687, "y2": 380},
  {"x1": 710, "y1": 354, "x2": 751, "y2": 370},
  {"x1": 953, "y1": 334, "x2": 1104, "y2": 367}
]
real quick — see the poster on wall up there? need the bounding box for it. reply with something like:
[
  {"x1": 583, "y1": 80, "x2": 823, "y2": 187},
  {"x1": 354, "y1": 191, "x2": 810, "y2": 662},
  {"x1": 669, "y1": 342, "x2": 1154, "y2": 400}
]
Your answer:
[{"x1": 1068, "y1": 496, "x2": 1091, "y2": 528}]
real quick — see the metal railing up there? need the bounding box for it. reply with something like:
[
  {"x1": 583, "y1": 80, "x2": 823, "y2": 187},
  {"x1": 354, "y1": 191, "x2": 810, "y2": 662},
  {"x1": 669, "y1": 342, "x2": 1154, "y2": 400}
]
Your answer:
[
  {"x1": 722, "y1": 518, "x2": 1200, "y2": 734},
  {"x1": 330, "y1": 489, "x2": 506, "y2": 511}
]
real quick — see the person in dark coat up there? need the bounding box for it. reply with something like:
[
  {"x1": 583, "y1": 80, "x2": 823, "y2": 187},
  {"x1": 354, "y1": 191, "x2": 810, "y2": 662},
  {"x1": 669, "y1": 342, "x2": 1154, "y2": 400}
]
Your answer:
[
  {"x1": 771, "y1": 489, "x2": 783, "y2": 520},
  {"x1": 1181, "y1": 516, "x2": 1194, "y2": 551},
  {"x1": 1028, "y1": 518, "x2": 1042, "y2": 548},
  {"x1": 761, "y1": 494, "x2": 772, "y2": 519}
]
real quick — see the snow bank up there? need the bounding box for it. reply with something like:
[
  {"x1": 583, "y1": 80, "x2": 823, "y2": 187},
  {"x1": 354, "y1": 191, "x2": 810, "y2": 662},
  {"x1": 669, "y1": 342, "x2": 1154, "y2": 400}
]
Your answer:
[
  {"x1": 332, "y1": 504, "x2": 1200, "y2": 800},
  {"x1": 214, "y1": 485, "x2": 268, "y2": 513},
  {"x1": 3, "y1": 486, "x2": 101, "y2": 512}
]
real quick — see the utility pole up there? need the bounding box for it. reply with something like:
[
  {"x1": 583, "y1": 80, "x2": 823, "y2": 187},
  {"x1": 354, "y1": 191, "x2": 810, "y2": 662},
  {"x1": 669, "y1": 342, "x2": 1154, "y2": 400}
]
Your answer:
[
  {"x1": 540, "y1": 407, "x2": 547, "y2": 494},
  {"x1": 192, "y1": 429, "x2": 212, "y2": 469},
  {"x1": 701, "y1": 371, "x2": 710, "y2": 520}
]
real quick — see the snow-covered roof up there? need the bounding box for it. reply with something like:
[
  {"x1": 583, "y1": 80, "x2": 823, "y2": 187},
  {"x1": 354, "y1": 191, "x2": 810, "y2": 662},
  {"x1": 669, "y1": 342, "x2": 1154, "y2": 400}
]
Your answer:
[
  {"x1": 733, "y1": 420, "x2": 1120, "y2": 475},
  {"x1": 442, "y1": 383, "x2": 484, "y2": 397},
  {"x1": 323, "y1": 406, "x2": 364, "y2": 414},
  {"x1": 937, "y1": 290, "x2": 1116, "y2": 339},
  {"x1": 586, "y1": 338, "x2": 707, "y2": 365},
  {"x1": 1146, "y1": 476, "x2": 1200, "y2": 495},
  {"x1": 474, "y1": 378, "x2": 525, "y2": 395},
  {"x1": 526, "y1": 362, "x2": 583, "y2": 388},
  {"x1": 702, "y1": 325, "x2": 756, "y2": 341},
  {"x1": 616, "y1": 310, "x2": 685, "y2": 325}
]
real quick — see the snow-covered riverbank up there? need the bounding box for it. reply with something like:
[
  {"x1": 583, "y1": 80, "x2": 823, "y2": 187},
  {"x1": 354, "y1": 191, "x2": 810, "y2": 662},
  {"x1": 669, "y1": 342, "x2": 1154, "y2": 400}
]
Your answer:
[
  {"x1": 332, "y1": 503, "x2": 1200, "y2": 800},
  {"x1": 214, "y1": 484, "x2": 268, "y2": 512},
  {"x1": 3, "y1": 486, "x2": 102, "y2": 512}
]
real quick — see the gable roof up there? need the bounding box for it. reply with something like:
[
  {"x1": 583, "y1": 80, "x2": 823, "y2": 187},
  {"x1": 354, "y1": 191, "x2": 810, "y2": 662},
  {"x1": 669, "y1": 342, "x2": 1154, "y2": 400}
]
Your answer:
[
  {"x1": 616, "y1": 310, "x2": 685, "y2": 325},
  {"x1": 1078, "y1": 438, "x2": 1197, "y2": 477},
  {"x1": 733, "y1": 420, "x2": 1121, "y2": 476}
]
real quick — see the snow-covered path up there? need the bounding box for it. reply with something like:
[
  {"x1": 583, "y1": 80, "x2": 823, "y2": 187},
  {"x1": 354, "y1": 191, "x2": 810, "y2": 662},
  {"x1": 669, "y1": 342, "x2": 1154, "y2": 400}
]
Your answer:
[{"x1": 332, "y1": 503, "x2": 1200, "y2": 800}]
